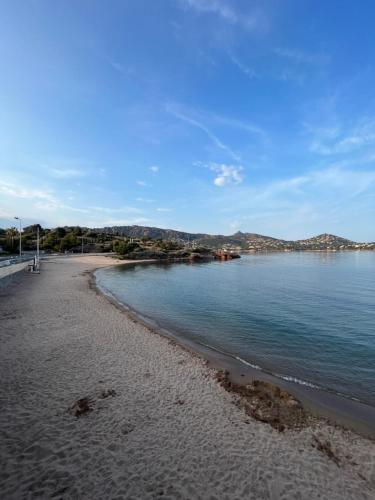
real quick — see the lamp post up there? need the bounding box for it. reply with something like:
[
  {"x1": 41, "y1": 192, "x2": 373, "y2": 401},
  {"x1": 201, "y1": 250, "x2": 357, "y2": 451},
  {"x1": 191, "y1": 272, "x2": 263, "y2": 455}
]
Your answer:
[
  {"x1": 78, "y1": 236, "x2": 84, "y2": 254},
  {"x1": 36, "y1": 226, "x2": 40, "y2": 262},
  {"x1": 14, "y1": 217, "x2": 22, "y2": 257}
]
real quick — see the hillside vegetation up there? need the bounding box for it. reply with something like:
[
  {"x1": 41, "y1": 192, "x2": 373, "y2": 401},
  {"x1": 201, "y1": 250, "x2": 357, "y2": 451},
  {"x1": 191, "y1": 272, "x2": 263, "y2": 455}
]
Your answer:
[{"x1": 0, "y1": 224, "x2": 373, "y2": 256}]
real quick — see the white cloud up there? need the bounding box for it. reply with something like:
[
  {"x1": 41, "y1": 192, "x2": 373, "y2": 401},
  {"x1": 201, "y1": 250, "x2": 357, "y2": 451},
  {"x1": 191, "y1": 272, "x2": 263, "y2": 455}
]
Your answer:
[
  {"x1": 209, "y1": 163, "x2": 244, "y2": 187},
  {"x1": 137, "y1": 180, "x2": 147, "y2": 187},
  {"x1": 150, "y1": 165, "x2": 159, "y2": 173},
  {"x1": 156, "y1": 207, "x2": 173, "y2": 212}
]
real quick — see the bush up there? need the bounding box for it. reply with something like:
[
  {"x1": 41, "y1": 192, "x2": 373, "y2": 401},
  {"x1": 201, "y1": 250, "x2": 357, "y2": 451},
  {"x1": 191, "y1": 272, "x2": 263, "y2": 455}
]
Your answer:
[
  {"x1": 113, "y1": 240, "x2": 140, "y2": 255},
  {"x1": 155, "y1": 240, "x2": 182, "y2": 251}
]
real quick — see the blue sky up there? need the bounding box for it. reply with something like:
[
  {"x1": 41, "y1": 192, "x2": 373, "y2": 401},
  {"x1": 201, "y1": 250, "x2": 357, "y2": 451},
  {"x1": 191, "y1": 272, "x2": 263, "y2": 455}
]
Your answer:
[{"x1": 1, "y1": 0, "x2": 375, "y2": 240}]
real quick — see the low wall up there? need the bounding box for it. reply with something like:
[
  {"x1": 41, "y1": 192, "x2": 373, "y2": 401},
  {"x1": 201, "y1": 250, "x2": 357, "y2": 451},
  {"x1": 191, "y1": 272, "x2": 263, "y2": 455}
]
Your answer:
[{"x1": 0, "y1": 260, "x2": 33, "y2": 289}]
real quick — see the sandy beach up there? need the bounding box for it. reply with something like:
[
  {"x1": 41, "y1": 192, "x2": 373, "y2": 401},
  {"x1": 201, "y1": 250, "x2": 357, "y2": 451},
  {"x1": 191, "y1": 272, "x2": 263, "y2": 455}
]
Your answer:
[{"x1": 0, "y1": 256, "x2": 374, "y2": 499}]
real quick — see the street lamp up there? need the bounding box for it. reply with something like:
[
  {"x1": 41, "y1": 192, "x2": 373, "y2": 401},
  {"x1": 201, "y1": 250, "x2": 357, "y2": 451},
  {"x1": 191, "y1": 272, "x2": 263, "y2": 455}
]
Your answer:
[
  {"x1": 78, "y1": 235, "x2": 84, "y2": 254},
  {"x1": 14, "y1": 217, "x2": 22, "y2": 257}
]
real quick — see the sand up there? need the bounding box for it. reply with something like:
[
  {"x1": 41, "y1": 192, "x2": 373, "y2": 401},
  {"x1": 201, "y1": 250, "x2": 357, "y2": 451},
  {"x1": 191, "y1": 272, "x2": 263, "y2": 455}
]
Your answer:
[{"x1": 0, "y1": 255, "x2": 374, "y2": 499}]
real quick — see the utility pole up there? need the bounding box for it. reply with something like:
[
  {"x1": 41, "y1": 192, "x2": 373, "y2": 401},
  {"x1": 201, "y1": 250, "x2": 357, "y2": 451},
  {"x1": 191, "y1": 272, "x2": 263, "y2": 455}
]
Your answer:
[{"x1": 14, "y1": 217, "x2": 22, "y2": 257}]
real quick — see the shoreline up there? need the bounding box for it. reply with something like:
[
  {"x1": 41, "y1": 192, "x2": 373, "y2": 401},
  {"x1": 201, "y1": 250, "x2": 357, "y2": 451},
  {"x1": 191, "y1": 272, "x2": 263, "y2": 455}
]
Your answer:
[
  {"x1": 1, "y1": 255, "x2": 374, "y2": 498},
  {"x1": 93, "y1": 260, "x2": 375, "y2": 440}
]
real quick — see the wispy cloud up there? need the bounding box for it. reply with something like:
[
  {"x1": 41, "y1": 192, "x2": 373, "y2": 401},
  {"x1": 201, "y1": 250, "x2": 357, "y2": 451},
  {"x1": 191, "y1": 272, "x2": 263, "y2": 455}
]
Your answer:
[
  {"x1": 0, "y1": 180, "x2": 56, "y2": 204},
  {"x1": 88, "y1": 205, "x2": 143, "y2": 215},
  {"x1": 166, "y1": 103, "x2": 241, "y2": 161},
  {"x1": 0, "y1": 180, "x2": 88, "y2": 215},
  {"x1": 271, "y1": 47, "x2": 330, "y2": 86},
  {"x1": 181, "y1": 0, "x2": 238, "y2": 24},
  {"x1": 307, "y1": 117, "x2": 375, "y2": 155},
  {"x1": 92, "y1": 217, "x2": 152, "y2": 227},
  {"x1": 180, "y1": 0, "x2": 269, "y2": 33},
  {"x1": 208, "y1": 165, "x2": 375, "y2": 239},
  {"x1": 108, "y1": 59, "x2": 126, "y2": 74},
  {"x1": 105, "y1": 56, "x2": 135, "y2": 78},
  {"x1": 210, "y1": 112, "x2": 268, "y2": 142},
  {"x1": 150, "y1": 165, "x2": 159, "y2": 173},
  {"x1": 156, "y1": 207, "x2": 173, "y2": 212},
  {"x1": 48, "y1": 168, "x2": 87, "y2": 179},
  {"x1": 309, "y1": 165, "x2": 375, "y2": 197},
  {"x1": 136, "y1": 197, "x2": 155, "y2": 203},
  {"x1": 274, "y1": 47, "x2": 330, "y2": 66},
  {"x1": 229, "y1": 54, "x2": 258, "y2": 80},
  {"x1": 34, "y1": 201, "x2": 90, "y2": 214},
  {"x1": 0, "y1": 178, "x2": 158, "y2": 229},
  {"x1": 246, "y1": 166, "x2": 375, "y2": 204},
  {"x1": 137, "y1": 180, "x2": 147, "y2": 187},
  {"x1": 0, "y1": 207, "x2": 13, "y2": 219}
]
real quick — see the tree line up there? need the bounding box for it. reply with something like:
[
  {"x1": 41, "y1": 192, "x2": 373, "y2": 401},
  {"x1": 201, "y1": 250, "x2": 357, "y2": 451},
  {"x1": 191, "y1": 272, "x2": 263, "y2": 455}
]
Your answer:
[
  {"x1": 0, "y1": 225, "x2": 127, "y2": 254},
  {"x1": 0, "y1": 225, "x2": 188, "y2": 256}
]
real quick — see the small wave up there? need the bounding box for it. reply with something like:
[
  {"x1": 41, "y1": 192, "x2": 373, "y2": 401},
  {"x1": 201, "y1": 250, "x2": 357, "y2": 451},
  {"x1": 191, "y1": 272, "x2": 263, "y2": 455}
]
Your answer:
[
  {"x1": 199, "y1": 345, "x2": 340, "y2": 395},
  {"x1": 234, "y1": 355, "x2": 320, "y2": 388},
  {"x1": 276, "y1": 374, "x2": 320, "y2": 389},
  {"x1": 234, "y1": 356, "x2": 262, "y2": 371},
  {"x1": 197, "y1": 344, "x2": 319, "y2": 389}
]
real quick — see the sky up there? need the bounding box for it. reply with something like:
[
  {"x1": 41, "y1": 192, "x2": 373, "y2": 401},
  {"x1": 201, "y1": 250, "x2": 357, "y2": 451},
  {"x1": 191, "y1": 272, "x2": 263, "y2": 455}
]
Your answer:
[{"x1": 1, "y1": 0, "x2": 375, "y2": 241}]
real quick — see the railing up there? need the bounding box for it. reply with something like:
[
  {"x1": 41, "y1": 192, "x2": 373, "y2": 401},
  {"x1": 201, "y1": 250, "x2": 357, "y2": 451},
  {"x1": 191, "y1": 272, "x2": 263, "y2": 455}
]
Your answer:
[{"x1": 0, "y1": 255, "x2": 37, "y2": 269}]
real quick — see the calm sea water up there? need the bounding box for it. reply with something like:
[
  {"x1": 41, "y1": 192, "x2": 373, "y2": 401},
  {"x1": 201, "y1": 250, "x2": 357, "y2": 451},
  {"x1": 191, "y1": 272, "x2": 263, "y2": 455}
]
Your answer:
[{"x1": 96, "y1": 252, "x2": 375, "y2": 405}]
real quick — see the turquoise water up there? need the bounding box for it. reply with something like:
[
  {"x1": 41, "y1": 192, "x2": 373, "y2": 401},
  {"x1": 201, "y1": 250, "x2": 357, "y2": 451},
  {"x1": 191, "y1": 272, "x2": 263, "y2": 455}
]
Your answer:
[{"x1": 96, "y1": 252, "x2": 375, "y2": 405}]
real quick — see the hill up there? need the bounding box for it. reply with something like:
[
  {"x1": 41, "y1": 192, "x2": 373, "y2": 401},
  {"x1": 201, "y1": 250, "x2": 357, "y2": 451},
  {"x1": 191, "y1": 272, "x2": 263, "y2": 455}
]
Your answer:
[
  {"x1": 1, "y1": 224, "x2": 373, "y2": 255},
  {"x1": 94, "y1": 226, "x2": 374, "y2": 251},
  {"x1": 295, "y1": 233, "x2": 355, "y2": 250},
  {"x1": 95, "y1": 225, "x2": 205, "y2": 241}
]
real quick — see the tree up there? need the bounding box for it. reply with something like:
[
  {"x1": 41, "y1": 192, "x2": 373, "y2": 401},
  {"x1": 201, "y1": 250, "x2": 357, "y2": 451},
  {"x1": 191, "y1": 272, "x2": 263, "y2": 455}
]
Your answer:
[
  {"x1": 5, "y1": 227, "x2": 18, "y2": 252},
  {"x1": 23, "y1": 224, "x2": 43, "y2": 236},
  {"x1": 59, "y1": 233, "x2": 79, "y2": 252},
  {"x1": 42, "y1": 232, "x2": 59, "y2": 252},
  {"x1": 55, "y1": 227, "x2": 67, "y2": 238}
]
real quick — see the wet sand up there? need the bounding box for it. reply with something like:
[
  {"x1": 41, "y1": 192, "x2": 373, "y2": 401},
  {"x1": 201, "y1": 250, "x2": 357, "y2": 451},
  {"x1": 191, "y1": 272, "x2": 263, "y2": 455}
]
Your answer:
[{"x1": 0, "y1": 255, "x2": 374, "y2": 499}]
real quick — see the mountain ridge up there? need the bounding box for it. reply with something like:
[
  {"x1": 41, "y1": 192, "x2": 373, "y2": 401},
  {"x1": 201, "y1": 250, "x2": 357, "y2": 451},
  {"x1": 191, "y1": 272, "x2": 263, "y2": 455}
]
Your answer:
[{"x1": 94, "y1": 226, "x2": 374, "y2": 251}]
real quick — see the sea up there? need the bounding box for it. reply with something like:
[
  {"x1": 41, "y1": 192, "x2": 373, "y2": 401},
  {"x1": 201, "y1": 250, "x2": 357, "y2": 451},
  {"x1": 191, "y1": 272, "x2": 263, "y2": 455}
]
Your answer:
[{"x1": 95, "y1": 251, "x2": 375, "y2": 406}]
